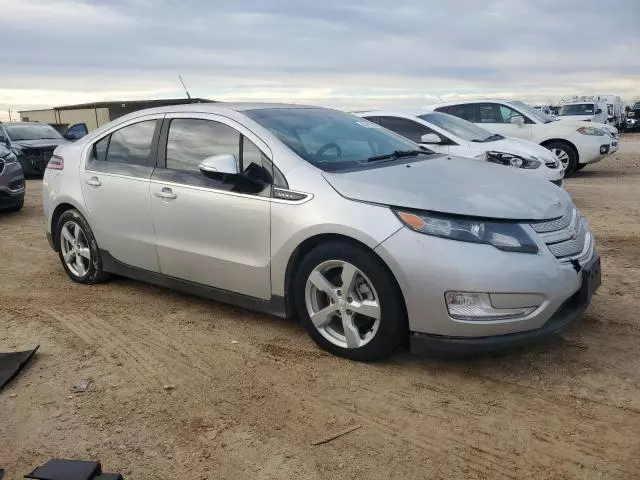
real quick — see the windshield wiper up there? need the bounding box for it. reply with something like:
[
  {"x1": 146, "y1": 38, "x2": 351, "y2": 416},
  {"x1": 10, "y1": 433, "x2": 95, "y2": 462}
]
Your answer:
[{"x1": 367, "y1": 150, "x2": 426, "y2": 162}]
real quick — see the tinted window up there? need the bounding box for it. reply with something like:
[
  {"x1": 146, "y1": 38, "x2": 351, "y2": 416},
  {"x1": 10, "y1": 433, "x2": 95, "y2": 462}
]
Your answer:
[
  {"x1": 245, "y1": 108, "x2": 427, "y2": 172},
  {"x1": 166, "y1": 119, "x2": 240, "y2": 172},
  {"x1": 241, "y1": 135, "x2": 275, "y2": 186},
  {"x1": 106, "y1": 120, "x2": 156, "y2": 166},
  {"x1": 437, "y1": 104, "x2": 476, "y2": 122},
  {"x1": 67, "y1": 123, "x2": 88, "y2": 137},
  {"x1": 92, "y1": 136, "x2": 109, "y2": 161},
  {"x1": 377, "y1": 117, "x2": 434, "y2": 143}
]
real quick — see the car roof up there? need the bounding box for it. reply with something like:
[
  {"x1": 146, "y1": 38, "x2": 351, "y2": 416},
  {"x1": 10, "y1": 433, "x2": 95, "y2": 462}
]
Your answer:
[{"x1": 126, "y1": 102, "x2": 326, "y2": 116}]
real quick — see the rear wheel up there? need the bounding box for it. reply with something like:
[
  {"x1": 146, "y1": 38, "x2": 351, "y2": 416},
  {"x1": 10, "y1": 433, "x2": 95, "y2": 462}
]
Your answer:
[
  {"x1": 546, "y1": 141, "x2": 577, "y2": 176},
  {"x1": 294, "y1": 241, "x2": 406, "y2": 361},
  {"x1": 56, "y1": 209, "x2": 109, "y2": 284}
]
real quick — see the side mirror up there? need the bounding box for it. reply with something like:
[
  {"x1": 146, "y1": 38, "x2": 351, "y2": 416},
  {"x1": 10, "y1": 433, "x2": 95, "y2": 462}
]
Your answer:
[
  {"x1": 510, "y1": 116, "x2": 525, "y2": 126},
  {"x1": 420, "y1": 133, "x2": 441, "y2": 144},
  {"x1": 199, "y1": 154, "x2": 239, "y2": 177}
]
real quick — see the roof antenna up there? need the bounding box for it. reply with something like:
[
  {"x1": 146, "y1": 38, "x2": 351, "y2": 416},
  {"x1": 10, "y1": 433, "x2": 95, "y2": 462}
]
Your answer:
[{"x1": 178, "y1": 74, "x2": 192, "y2": 100}]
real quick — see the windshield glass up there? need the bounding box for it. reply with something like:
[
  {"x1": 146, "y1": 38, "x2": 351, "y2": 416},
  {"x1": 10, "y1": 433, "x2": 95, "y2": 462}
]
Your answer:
[
  {"x1": 5, "y1": 124, "x2": 64, "y2": 141},
  {"x1": 418, "y1": 112, "x2": 496, "y2": 142},
  {"x1": 633, "y1": 102, "x2": 640, "y2": 110},
  {"x1": 510, "y1": 101, "x2": 554, "y2": 123},
  {"x1": 245, "y1": 108, "x2": 429, "y2": 172},
  {"x1": 559, "y1": 104, "x2": 595, "y2": 116}
]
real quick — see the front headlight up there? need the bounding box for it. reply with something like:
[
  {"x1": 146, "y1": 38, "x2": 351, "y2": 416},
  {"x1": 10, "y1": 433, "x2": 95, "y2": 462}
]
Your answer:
[
  {"x1": 577, "y1": 126, "x2": 605, "y2": 136},
  {"x1": 484, "y1": 151, "x2": 541, "y2": 169},
  {"x1": 1, "y1": 151, "x2": 18, "y2": 164},
  {"x1": 394, "y1": 210, "x2": 539, "y2": 253}
]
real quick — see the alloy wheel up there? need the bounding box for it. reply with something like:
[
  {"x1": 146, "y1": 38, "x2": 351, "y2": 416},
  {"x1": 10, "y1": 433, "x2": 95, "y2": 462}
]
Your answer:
[
  {"x1": 304, "y1": 260, "x2": 381, "y2": 349},
  {"x1": 552, "y1": 148, "x2": 570, "y2": 169},
  {"x1": 60, "y1": 220, "x2": 91, "y2": 277}
]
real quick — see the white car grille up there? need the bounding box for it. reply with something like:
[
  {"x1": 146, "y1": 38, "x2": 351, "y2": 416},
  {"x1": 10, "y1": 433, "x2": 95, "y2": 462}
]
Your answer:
[{"x1": 531, "y1": 207, "x2": 593, "y2": 262}]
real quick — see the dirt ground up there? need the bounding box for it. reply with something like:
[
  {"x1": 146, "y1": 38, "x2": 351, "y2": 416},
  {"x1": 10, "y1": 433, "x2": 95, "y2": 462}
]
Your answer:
[{"x1": 1, "y1": 136, "x2": 639, "y2": 480}]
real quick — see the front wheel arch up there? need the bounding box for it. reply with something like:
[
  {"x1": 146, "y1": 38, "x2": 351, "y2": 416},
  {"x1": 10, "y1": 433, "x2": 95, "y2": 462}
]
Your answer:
[{"x1": 284, "y1": 234, "x2": 408, "y2": 330}]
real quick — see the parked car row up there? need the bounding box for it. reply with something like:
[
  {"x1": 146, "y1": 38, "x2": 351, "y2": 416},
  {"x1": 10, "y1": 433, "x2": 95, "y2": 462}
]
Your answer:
[{"x1": 40, "y1": 103, "x2": 601, "y2": 360}]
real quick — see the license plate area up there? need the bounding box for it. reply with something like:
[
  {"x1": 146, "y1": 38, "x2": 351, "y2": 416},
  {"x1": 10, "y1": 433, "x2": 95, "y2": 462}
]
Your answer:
[{"x1": 581, "y1": 255, "x2": 601, "y2": 302}]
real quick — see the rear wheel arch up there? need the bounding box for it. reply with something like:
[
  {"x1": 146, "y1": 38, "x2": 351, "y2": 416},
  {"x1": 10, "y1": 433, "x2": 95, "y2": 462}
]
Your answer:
[
  {"x1": 284, "y1": 233, "x2": 408, "y2": 327},
  {"x1": 51, "y1": 203, "x2": 81, "y2": 250}
]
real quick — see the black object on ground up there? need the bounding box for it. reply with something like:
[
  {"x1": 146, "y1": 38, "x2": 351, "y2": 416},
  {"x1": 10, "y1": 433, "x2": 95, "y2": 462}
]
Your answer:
[
  {"x1": 1, "y1": 468, "x2": 5, "y2": 479},
  {"x1": 24, "y1": 459, "x2": 123, "y2": 480},
  {"x1": 0, "y1": 345, "x2": 39, "y2": 391}
]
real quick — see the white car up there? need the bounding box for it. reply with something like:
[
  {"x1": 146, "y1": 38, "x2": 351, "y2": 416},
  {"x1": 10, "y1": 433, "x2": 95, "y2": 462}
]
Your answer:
[
  {"x1": 557, "y1": 101, "x2": 608, "y2": 124},
  {"x1": 424, "y1": 100, "x2": 613, "y2": 175},
  {"x1": 357, "y1": 111, "x2": 564, "y2": 186}
]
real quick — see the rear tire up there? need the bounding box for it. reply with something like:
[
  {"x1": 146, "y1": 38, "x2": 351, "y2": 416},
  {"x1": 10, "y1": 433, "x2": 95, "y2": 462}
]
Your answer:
[
  {"x1": 294, "y1": 241, "x2": 406, "y2": 361},
  {"x1": 546, "y1": 141, "x2": 577, "y2": 176},
  {"x1": 56, "y1": 209, "x2": 109, "y2": 284}
]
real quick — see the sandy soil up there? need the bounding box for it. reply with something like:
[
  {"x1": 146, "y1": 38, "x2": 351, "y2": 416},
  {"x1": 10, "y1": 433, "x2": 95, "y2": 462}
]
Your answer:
[{"x1": 1, "y1": 135, "x2": 639, "y2": 479}]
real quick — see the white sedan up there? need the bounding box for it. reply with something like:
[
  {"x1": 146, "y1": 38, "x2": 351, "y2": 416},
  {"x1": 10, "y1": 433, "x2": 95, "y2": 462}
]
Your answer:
[{"x1": 358, "y1": 111, "x2": 564, "y2": 186}]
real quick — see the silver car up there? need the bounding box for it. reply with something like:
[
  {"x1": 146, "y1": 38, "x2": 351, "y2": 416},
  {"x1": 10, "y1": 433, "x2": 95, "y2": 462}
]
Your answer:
[{"x1": 42, "y1": 103, "x2": 601, "y2": 360}]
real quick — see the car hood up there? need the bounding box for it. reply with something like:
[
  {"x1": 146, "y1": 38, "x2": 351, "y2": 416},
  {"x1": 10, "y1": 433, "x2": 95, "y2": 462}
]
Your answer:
[
  {"x1": 323, "y1": 155, "x2": 572, "y2": 220},
  {"x1": 486, "y1": 137, "x2": 557, "y2": 162},
  {"x1": 12, "y1": 139, "x2": 69, "y2": 149}
]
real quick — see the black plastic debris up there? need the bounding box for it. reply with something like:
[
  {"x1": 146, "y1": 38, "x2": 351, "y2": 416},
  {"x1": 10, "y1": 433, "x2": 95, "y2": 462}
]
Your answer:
[
  {"x1": 0, "y1": 345, "x2": 39, "y2": 391},
  {"x1": 24, "y1": 459, "x2": 123, "y2": 480}
]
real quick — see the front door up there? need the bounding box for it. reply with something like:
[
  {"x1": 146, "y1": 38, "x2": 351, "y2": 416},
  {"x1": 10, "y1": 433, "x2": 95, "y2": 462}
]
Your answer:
[
  {"x1": 150, "y1": 114, "x2": 274, "y2": 299},
  {"x1": 80, "y1": 116, "x2": 162, "y2": 272},
  {"x1": 476, "y1": 103, "x2": 534, "y2": 140}
]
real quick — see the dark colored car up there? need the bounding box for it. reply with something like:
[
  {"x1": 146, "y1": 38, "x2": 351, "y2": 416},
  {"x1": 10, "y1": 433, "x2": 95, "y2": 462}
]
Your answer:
[
  {"x1": 0, "y1": 144, "x2": 25, "y2": 212},
  {"x1": 626, "y1": 102, "x2": 640, "y2": 131},
  {"x1": 0, "y1": 122, "x2": 69, "y2": 177}
]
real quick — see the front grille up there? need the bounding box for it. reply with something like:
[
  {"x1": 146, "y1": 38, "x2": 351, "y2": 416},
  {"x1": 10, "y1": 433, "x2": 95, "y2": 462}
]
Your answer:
[
  {"x1": 531, "y1": 207, "x2": 592, "y2": 262},
  {"x1": 22, "y1": 149, "x2": 54, "y2": 172}
]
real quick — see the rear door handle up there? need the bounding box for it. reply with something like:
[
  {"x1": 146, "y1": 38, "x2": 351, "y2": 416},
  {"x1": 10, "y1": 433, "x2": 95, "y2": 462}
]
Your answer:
[
  {"x1": 86, "y1": 176, "x2": 101, "y2": 187},
  {"x1": 154, "y1": 187, "x2": 177, "y2": 200}
]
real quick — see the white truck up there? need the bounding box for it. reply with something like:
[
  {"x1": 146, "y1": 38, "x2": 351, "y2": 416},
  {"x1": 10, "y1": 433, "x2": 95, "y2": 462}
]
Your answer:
[{"x1": 558, "y1": 95, "x2": 624, "y2": 129}]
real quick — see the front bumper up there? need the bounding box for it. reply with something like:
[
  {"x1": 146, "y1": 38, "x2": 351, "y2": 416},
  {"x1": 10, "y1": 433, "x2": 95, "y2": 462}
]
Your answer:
[
  {"x1": 0, "y1": 161, "x2": 25, "y2": 209},
  {"x1": 571, "y1": 133, "x2": 610, "y2": 165},
  {"x1": 410, "y1": 282, "x2": 591, "y2": 355},
  {"x1": 375, "y1": 225, "x2": 598, "y2": 344}
]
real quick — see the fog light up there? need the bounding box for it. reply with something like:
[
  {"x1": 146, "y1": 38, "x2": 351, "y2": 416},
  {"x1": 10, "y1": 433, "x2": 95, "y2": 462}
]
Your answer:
[
  {"x1": 600, "y1": 145, "x2": 609, "y2": 154},
  {"x1": 445, "y1": 292, "x2": 537, "y2": 321}
]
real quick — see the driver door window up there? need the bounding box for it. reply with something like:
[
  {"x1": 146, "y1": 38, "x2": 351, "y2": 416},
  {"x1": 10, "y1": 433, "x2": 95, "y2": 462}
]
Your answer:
[
  {"x1": 378, "y1": 116, "x2": 444, "y2": 143},
  {"x1": 157, "y1": 118, "x2": 275, "y2": 196}
]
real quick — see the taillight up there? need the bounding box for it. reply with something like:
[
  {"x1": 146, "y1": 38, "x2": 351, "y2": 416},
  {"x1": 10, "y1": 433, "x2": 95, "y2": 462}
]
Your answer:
[{"x1": 47, "y1": 155, "x2": 64, "y2": 170}]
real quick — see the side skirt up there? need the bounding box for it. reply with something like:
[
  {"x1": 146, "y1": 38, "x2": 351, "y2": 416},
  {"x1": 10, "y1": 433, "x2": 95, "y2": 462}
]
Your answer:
[{"x1": 100, "y1": 250, "x2": 287, "y2": 318}]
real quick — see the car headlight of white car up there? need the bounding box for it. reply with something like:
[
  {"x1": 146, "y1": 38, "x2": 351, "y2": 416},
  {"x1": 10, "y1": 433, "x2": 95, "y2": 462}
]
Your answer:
[
  {"x1": 577, "y1": 126, "x2": 606, "y2": 136},
  {"x1": 478, "y1": 151, "x2": 541, "y2": 169},
  {"x1": 394, "y1": 209, "x2": 539, "y2": 253}
]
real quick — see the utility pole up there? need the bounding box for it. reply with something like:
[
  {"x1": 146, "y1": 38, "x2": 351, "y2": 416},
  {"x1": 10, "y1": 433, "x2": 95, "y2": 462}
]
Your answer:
[{"x1": 7, "y1": 108, "x2": 12, "y2": 122}]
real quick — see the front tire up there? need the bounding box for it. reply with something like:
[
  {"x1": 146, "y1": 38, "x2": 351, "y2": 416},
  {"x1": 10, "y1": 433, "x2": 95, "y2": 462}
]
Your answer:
[
  {"x1": 294, "y1": 241, "x2": 406, "y2": 361},
  {"x1": 546, "y1": 141, "x2": 577, "y2": 176},
  {"x1": 56, "y1": 209, "x2": 108, "y2": 284}
]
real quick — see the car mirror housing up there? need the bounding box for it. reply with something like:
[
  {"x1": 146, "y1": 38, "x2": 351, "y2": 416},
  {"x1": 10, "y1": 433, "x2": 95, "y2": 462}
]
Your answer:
[
  {"x1": 199, "y1": 154, "x2": 239, "y2": 177},
  {"x1": 510, "y1": 116, "x2": 525, "y2": 126},
  {"x1": 420, "y1": 133, "x2": 441, "y2": 144}
]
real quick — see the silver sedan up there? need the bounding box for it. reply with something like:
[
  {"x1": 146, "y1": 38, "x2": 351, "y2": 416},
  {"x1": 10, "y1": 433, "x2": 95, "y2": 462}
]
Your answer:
[{"x1": 42, "y1": 103, "x2": 600, "y2": 360}]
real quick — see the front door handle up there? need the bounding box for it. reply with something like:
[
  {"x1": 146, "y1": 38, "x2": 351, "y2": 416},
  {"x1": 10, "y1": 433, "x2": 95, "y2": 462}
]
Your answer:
[
  {"x1": 86, "y1": 176, "x2": 101, "y2": 187},
  {"x1": 154, "y1": 187, "x2": 177, "y2": 200}
]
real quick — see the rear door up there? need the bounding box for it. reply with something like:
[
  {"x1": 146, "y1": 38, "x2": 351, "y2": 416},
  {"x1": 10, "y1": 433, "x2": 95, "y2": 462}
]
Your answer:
[
  {"x1": 80, "y1": 115, "x2": 162, "y2": 272},
  {"x1": 149, "y1": 113, "x2": 275, "y2": 299}
]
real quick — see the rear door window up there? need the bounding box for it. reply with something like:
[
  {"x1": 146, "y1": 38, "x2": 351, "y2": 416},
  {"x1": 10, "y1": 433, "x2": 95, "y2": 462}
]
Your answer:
[
  {"x1": 106, "y1": 121, "x2": 157, "y2": 166},
  {"x1": 437, "y1": 104, "x2": 477, "y2": 122},
  {"x1": 378, "y1": 116, "x2": 439, "y2": 143}
]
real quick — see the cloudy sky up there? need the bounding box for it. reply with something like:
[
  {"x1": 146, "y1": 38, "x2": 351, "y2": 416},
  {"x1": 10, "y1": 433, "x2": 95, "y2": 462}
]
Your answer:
[{"x1": 1, "y1": 0, "x2": 639, "y2": 120}]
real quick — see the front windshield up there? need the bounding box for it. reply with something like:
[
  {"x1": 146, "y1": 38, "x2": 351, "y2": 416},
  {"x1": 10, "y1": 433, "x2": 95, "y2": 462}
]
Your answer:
[
  {"x1": 245, "y1": 108, "x2": 429, "y2": 172},
  {"x1": 510, "y1": 101, "x2": 554, "y2": 123},
  {"x1": 5, "y1": 124, "x2": 64, "y2": 141},
  {"x1": 633, "y1": 102, "x2": 640, "y2": 110},
  {"x1": 418, "y1": 112, "x2": 495, "y2": 142},
  {"x1": 558, "y1": 104, "x2": 595, "y2": 116}
]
